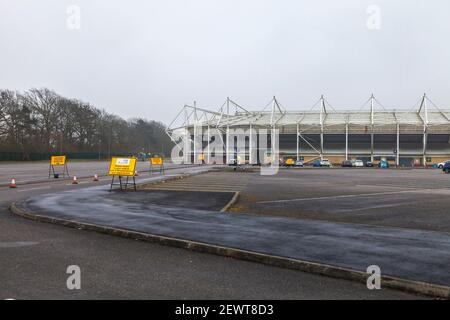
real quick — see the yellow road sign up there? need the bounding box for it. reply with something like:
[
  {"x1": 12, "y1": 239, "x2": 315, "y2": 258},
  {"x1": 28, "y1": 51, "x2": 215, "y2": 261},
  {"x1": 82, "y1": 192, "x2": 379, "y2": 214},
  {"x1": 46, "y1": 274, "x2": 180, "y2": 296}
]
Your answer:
[
  {"x1": 50, "y1": 155, "x2": 66, "y2": 166},
  {"x1": 150, "y1": 157, "x2": 163, "y2": 165},
  {"x1": 108, "y1": 157, "x2": 137, "y2": 176}
]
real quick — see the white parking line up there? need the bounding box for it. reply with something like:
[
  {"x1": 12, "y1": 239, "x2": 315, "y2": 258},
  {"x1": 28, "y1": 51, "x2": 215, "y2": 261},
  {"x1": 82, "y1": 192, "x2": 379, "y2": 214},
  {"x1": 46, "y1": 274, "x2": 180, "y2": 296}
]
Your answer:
[
  {"x1": 257, "y1": 190, "x2": 417, "y2": 204},
  {"x1": 356, "y1": 184, "x2": 434, "y2": 190},
  {"x1": 334, "y1": 203, "x2": 411, "y2": 214},
  {"x1": 17, "y1": 186, "x2": 51, "y2": 192}
]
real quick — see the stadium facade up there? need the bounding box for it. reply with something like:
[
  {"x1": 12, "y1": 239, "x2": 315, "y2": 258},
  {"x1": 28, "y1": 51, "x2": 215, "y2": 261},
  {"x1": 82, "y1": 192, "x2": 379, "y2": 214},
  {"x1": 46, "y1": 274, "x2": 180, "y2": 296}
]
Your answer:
[{"x1": 167, "y1": 95, "x2": 450, "y2": 167}]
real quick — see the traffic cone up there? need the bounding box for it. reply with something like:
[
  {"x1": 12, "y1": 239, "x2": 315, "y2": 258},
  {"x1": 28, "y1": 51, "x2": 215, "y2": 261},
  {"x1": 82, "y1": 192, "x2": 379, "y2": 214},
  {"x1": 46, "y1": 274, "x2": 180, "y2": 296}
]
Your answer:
[
  {"x1": 135, "y1": 170, "x2": 139, "y2": 176},
  {"x1": 93, "y1": 174, "x2": 99, "y2": 182},
  {"x1": 72, "y1": 176, "x2": 78, "y2": 184},
  {"x1": 9, "y1": 178, "x2": 17, "y2": 188}
]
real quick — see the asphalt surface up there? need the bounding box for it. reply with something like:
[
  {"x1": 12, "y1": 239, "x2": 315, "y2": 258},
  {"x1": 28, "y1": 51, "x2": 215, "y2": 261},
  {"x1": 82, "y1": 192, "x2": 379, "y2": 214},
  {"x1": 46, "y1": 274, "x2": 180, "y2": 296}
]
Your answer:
[
  {"x1": 19, "y1": 176, "x2": 450, "y2": 287},
  {"x1": 0, "y1": 210, "x2": 418, "y2": 299},
  {"x1": 0, "y1": 164, "x2": 422, "y2": 299},
  {"x1": 231, "y1": 167, "x2": 450, "y2": 233}
]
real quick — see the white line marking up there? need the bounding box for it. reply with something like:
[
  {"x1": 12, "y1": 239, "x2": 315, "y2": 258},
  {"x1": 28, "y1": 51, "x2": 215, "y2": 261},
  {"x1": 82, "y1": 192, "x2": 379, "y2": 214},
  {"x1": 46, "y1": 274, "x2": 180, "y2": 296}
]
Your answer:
[
  {"x1": 257, "y1": 190, "x2": 417, "y2": 204},
  {"x1": 334, "y1": 203, "x2": 410, "y2": 214},
  {"x1": 0, "y1": 241, "x2": 39, "y2": 248},
  {"x1": 355, "y1": 184, "x2": 434, "y2": 190},
  {"x1": 17, "y1": 186, "x2": 51, "y2": 192}
]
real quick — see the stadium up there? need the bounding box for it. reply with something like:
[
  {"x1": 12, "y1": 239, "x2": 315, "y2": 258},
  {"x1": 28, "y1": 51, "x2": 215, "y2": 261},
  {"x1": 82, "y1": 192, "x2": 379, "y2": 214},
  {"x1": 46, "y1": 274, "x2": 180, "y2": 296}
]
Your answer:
[{"x1": 167, "y1": 94, "x2": 450, "y2": 167}]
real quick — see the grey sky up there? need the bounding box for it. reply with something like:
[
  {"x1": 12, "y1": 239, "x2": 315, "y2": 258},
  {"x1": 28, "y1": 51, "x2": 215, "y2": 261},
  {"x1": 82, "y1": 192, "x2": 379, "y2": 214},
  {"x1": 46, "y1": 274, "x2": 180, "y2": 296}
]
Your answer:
[{"x1": 1, "y1": 0, "x2": 449, "y2": 124}]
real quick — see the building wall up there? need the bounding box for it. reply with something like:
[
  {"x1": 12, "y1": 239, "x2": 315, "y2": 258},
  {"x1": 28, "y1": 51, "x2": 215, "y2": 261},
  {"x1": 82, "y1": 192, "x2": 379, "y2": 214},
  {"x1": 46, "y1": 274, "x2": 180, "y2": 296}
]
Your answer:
[{"x1": 192, "y1": 130, "x2": 450, "y2": 166}]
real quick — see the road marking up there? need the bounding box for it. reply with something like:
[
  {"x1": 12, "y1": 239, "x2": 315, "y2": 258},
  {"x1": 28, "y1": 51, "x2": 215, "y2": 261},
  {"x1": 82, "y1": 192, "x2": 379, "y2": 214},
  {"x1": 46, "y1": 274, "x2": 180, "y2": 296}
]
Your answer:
[
  {"x1": 0, "y1": 241, "x2": 39, "y2": 248},
  {"x1": 334, "y1": 203, "x2": 412, "y2": 214},
  {"x1": 17, "y1": 186, "x2": 51, "y2": 192},
  {"x1": 355, "y1": 184, "x2": 441, "y2": 190},
  {"x1": 256, "y1": 190, "x2": 417, "y2": 204},
  {"x1": 146, "y1": 187, "x2": 237, "y2": 193}
]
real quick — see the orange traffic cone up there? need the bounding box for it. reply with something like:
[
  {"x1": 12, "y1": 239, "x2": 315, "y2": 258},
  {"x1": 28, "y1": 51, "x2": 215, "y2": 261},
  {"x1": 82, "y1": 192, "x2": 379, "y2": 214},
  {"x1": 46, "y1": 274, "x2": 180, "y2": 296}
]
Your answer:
[
  {"x1": 93, "y1": 174, "x2": 99, "y2": 182},
  {"x1": 72, "y1": 176, "x2": 78, "y2": 184},
  {"x1": 9, "y1": 178, "x2": 17, "y2": 188}
]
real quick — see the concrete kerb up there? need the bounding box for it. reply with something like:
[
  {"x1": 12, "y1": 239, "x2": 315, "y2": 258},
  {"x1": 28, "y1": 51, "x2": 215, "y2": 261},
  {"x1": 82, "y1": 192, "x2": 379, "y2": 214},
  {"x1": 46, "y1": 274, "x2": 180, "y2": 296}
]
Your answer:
[{"x1": 9, "y1": 201, "x2": 450, "y2": 299}]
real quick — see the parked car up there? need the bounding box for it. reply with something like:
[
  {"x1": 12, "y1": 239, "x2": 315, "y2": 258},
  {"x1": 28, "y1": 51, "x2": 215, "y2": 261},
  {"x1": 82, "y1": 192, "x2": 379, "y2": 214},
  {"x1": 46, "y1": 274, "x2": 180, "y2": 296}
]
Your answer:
[
  {"x1": 437, "y1": 160, "x2": 450, "y2": 169},
  {"x1": 228, "y1": 158, "x2": 237, "y2": 166},
  {"x1": 320, "y1": 159, "x2": 331, "y2": 167},
  {"x1": 365, "y1": 161, "x2": 374, "y2": 167},
  {"x1": 312, "y1": 160, "x2": 321, "y2": 167},
  {"x1": 294, "y1": 160, "x2": 304, "y2": 167},
  {"x1": 442, "y1": 161, "x2": 450, "y2": 173},
  {"x1": 341, "y1": 160, "x2": 353, "y2": 167},
  {"x1": 353, "y1": 159, "x2": 364, "y2": 167}
]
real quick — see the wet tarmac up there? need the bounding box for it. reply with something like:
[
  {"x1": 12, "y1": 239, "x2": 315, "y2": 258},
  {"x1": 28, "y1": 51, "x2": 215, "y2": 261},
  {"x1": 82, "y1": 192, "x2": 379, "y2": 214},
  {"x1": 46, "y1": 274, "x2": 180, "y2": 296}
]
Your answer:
[{"x1": 19, "y1": 176, "x2": 450, "y2": 287}]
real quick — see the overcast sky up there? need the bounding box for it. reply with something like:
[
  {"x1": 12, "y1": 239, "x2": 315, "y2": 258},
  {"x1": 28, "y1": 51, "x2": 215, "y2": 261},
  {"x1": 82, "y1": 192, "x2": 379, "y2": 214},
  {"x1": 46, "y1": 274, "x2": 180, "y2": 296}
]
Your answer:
[{"x1": 1, "y1": 0, "x2": 450, "y2": 124}]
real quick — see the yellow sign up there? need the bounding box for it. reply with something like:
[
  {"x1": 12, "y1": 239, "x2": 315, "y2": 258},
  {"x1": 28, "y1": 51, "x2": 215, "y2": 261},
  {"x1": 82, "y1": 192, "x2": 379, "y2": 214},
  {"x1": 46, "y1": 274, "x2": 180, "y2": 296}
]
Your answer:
[
  {"x1": 50, "y1": 155, "x2": 66, "y2": 166},
  {"x1": 108, "y1": 157, "x2": 137, "y2": 176},
  {"x1": 285, "y1": 158, "x2": 294, "y2": 165},
  {"x1": 150, "y1": 157, "x2": 163, "y2": 165}
]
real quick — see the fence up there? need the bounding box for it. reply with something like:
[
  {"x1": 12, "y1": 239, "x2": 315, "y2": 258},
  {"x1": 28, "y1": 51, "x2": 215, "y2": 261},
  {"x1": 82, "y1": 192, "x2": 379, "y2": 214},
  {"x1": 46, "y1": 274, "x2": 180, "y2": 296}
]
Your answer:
[{"x1": 0, "y1": 152, "x2": 136, "y2": 161}]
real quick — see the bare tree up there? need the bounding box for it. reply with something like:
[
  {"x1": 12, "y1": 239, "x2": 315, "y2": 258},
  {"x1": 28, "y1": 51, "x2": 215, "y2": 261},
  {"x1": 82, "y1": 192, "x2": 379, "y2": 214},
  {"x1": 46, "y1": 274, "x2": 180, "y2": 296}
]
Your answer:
[{"x1": 0, "y1": 88, "x2": 174, "y2": 159}]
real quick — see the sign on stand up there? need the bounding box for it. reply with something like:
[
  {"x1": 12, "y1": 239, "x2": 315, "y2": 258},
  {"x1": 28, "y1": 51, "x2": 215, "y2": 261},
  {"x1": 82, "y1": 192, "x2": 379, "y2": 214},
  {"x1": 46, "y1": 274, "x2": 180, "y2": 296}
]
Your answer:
[
  {"x1": 150, "y1": 157, "x2": 165, "y2": 175},
  {"x1": 108, "y1": 157, "x2": 137, "y2": 191},
  {"x1": 49, "y1": 155, "x2": 70, "y2": 178}
]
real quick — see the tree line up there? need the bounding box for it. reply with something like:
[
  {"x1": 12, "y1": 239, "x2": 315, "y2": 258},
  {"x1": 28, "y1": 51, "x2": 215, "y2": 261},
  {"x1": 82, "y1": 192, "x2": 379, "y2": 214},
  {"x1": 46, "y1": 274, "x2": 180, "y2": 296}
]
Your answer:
[{"x1": 0, "y1": 88, "x2": 173, "y2": 160}]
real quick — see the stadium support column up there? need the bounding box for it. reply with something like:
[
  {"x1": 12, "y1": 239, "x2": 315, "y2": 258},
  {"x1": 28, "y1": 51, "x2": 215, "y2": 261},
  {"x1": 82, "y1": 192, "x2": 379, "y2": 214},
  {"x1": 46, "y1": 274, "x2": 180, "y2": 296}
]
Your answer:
[
  {"x1": 370, "y1": 94, "x2": 374, "y2": 163},
  {"x1": 296, "y1": 123, "x2": 299, "y2": 162},
  {"x1": 184, "y1": 127, "x2": 190, "y2": 164},
  {"x1": 396, "y1": 123, "x2": 400, "y2": 166},
  {"x1": 225, "y1": 98, "x2": 230, "y2": 164},
  {"x1": 345, "y1": 123, "x2": 349, "y2": 160},
  {"x1": 320, "y1": 95, "x2": 326, "y2": 161},
  {"x1": 207, "y1": 125, "x2": 210, "y2": 164},
  {"x1": 422, "y1": 94, "x2": 428, "y2": 167},
  {"x1": 193, "y1": 101, "x2": 198, "y2": 164},
  {"x1": 423, "y1": 126, "x2": 428, "y2": 167},
  {"x1": 320, "y1": 125, "x2": 324, "y2": 161},
  {"x1": 370, "y1": 133, "x2": 374, "y2": 162},
  {"x1": 249, "y1": 123, "x2": 253, "y2": 164},
  {"x1": 183, "y1": 108, "x2": 190, "y2": 164},
  {"x1": 226, "y1": 125, "x2": 230, "y2": 164}
]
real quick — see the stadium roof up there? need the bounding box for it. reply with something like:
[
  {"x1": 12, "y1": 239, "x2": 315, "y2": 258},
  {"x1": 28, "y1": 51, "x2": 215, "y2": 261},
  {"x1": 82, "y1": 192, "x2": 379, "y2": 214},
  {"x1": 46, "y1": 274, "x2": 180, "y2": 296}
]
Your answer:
[{"x1": 167, "y1": 94, "x2": 450, "y2": 134}]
